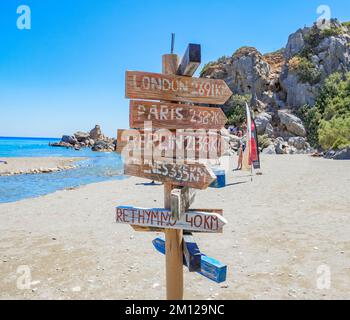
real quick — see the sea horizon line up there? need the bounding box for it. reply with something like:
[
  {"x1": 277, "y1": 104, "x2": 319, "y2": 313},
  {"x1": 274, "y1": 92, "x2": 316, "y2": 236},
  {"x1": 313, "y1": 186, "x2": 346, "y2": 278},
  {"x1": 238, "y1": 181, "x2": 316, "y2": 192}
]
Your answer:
[{"x1": 0, "y1": 136, "x2": 61, "y2": 140}]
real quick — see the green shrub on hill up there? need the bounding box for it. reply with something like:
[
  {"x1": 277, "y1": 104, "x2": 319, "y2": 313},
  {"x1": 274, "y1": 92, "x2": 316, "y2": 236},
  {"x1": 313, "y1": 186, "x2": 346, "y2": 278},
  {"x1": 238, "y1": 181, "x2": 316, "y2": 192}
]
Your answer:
[
  {"x1": 225, "y1": 95, "x2": 250, "y2": 126},
  {"x1": 321, "y1": 26, "x2": 343, "y2": 38},
  {"x1": 199, "y1": 56, "x2": 230, "y2": 77},
  {"x1": 200, "y1": 61, "x2": 216, "y2": 77},
  {"x1": 342, "y1": 21, "x2": 350, "y2": 31},
  {"x1": 300, "y1": 22, "x2": 344, "y2": 59},
  {"x1": 295, "y1": 105, "x2": 321, "y2": 147},
  {"x1": 288, "y1": 56, "x2": 321, "y2": 84},
  {"x1": 318, "y1": 73, "x2": 350, "y2": 120},
  {"x1": 258, "y1": 134, "x2": 272, "y2": 149},
  {"x1": 299, "y1": 72, "x2": 350, "y2": 149},
  {"x1": 318, "y1": 117, "x2": 350, "y2": 149}
]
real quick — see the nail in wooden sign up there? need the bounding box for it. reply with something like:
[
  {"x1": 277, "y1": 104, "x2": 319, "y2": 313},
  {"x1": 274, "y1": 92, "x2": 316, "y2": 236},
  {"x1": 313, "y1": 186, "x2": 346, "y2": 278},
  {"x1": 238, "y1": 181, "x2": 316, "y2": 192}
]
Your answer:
[
  {"x1": 125, "y1": 71, "x2": 232, "y2": 105},
  {"x1": 129, "y1": 100, "x2": 228, "y2": 130},
  {"x1": 124, "y1": 160, "x2": 216, "y2": 190},
  {"x1": 116, "y1": 206, "x2": 227, "y2": 233}
]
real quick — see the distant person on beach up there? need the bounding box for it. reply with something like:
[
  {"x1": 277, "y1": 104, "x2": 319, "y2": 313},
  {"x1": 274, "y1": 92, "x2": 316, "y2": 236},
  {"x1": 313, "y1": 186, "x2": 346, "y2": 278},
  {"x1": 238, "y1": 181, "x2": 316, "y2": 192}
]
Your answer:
[
  {"x1": 236, "y1": 143, "x2": 243, "y2": 171},
  {"x1": 236, "y1": 135, "x2": 246, "y2": 171},
  {"x1": 241, "y1": 120, "x2": 247, "y2": 133}
]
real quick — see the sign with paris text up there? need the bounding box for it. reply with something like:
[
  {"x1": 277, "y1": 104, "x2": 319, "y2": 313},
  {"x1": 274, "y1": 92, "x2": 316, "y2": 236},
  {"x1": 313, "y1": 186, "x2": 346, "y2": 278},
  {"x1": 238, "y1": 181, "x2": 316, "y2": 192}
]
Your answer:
[
  {"x1": 125, "y1": 71, "x2": 232, "y2": 105},
  {"x1": 129, "y1": 100, "x2": 228, "y2": 130}
]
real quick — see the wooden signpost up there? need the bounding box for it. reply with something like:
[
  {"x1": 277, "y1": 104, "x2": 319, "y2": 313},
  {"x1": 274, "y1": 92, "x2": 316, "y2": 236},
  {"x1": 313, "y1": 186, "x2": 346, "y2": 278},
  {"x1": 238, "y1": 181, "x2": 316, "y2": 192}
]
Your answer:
[
  {"x1": 130, "y1": 208, "x2": 224, "y2": 234},
  {"x1": 116, "y1": 128, "x2": 230, "y2": 161},
  {"x1": 116, "y1": 206, "x2": 227, "y2": 233},
  {"x1": 124, "y1": 160, "x2": 216, "y2": 190},
  {"x1": 130, "y1": 100, "x2": 228, "y2": 130},
  {"x1": 116, "y1": 42, "x2": 232, "y2": 300},
  {"x1": 125, "y1": 71, "x2": 232, "y2": 105}
]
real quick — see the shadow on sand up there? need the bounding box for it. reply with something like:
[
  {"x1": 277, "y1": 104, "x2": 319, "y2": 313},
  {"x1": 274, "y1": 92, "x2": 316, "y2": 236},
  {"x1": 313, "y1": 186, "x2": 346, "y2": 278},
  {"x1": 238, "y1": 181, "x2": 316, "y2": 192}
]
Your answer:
[
  {"x1": 135, "y1": 182, "x2": 163, "y2": 186},
  {"x1": 224, "y1": 181, "x2": 249, "y2": 187}
]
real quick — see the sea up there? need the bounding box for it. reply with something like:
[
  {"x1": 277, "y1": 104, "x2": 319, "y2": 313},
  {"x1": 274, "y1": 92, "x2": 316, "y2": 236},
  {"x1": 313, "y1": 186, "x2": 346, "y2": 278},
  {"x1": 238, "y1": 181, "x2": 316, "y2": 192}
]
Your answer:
[{"x1": 0, "y1": 137, "x2": 125, "y2": 203}]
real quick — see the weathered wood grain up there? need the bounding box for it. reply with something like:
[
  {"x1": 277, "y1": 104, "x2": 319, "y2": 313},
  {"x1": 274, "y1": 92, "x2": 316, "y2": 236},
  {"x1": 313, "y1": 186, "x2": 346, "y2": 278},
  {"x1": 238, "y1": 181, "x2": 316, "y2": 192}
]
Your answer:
[
  {"x1": 131, "y1": 208, "x2": 223, "y2": 233},
  {"x1": 177, "y1": 44, "x2": 201, "y2": 76},
  {"x1": 116, "y1": 206, "x2": 227, "y2": 233},
  {"x1": 116, "y1": 128, "x2": 229, "y2": 161},
  {"x1": 124, "y1": 160, "x2": 216, "y2": 190},
  {"x1": 129, "y1": 100, "x2": 228, "y2": 130},
  {"x1": 170, "y1": 187, "x2": 196, "y2": 220},
  {"x1": 161, "y1": 53, "x2": 183, "y2": 301},
  {"x1": 125, "y1": 71, "x2": 232, "y2": 105}
]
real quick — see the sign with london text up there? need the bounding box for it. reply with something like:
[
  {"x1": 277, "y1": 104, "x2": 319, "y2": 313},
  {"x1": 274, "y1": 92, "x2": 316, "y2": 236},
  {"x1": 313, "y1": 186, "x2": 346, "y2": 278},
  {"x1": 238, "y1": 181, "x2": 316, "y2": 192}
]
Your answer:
[{"x1": 125, "y1": 71, "x2": 232, "y2": 105}]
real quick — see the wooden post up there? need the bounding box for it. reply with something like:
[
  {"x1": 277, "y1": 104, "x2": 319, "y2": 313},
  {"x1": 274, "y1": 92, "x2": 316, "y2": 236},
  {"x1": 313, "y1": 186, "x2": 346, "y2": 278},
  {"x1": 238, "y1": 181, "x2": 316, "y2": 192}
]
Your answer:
[{"x1": 162, "y1": 53, "x2": 183, "y2": 300}]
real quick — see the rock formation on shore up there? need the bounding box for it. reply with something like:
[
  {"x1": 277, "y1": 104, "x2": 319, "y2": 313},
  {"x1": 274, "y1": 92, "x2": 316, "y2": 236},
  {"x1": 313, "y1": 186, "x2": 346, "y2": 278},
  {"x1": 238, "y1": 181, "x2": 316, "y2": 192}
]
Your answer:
[
  {"x1": 0, "y1": 158, "x2": 80, "y2": 177},
  {"x1": 0, "y1": 165, "x2": 77, "y2": 177},
  {"x1": 50, "y1": 125, "x2": 117, "y2": 152},
  {"x1": 200, "y1": 19, "x2": 350, "y2": 158}
]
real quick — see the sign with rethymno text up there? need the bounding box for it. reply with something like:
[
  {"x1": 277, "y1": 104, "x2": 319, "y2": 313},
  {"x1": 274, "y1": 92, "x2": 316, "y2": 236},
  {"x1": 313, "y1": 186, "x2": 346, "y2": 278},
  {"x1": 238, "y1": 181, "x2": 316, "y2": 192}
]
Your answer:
[{"x1": 116, "y1": 206, "x2": 227, "y2": 233}]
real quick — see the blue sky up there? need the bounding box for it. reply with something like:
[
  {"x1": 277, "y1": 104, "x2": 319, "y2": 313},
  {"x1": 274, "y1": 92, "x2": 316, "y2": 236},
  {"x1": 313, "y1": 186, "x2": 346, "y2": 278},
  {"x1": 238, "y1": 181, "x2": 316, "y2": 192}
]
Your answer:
[{"x1": 1, "y1": 0, "x2": 350, "y2": 138}]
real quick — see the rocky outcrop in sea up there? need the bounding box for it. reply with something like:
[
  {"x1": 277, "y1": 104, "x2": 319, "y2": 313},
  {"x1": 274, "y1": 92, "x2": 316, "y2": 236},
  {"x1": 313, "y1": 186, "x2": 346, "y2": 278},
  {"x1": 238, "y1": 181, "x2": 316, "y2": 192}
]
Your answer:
[{"x1": 50, "y1": 125, "x2": 117, "y2": 152}]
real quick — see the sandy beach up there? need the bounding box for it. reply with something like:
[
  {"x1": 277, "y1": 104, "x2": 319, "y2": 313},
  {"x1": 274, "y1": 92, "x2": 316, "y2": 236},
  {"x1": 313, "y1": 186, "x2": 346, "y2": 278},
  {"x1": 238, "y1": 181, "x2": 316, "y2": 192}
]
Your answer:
[
  {"x1": 0, "y1": 157, "x2": 84, "y2": 176},
  {"x1": 0, "y1": 154, "x2": 350, "y2": 300}
]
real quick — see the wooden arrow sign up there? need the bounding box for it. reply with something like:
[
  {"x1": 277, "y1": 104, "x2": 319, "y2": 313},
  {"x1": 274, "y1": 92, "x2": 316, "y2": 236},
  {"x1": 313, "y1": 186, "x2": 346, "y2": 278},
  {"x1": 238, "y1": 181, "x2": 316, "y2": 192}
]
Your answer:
[
  {"x1": 125, "y1": 71, "x2": 232, "y2": 105},
  {"x1": 152, "y1": 236, "x2": 227, "y2": 283},
  {"x1": 183, "y1": 233, "x2": 201, "y2": 272},
  {"x1": 116, "y1": 206, "x2": 227, "y2": 233},
  {"x1": 129, "y1": 100, "x2": 228, "y2": 130},
  {"x1": 124, "y1": 160, "x2": 216, "y2": 190},
  {"x1": 131, "y1": 209, "x2": 224, "y2": 233},
  {"x1": 116, "y1": 129, "x2": 230, "y2": 161}
]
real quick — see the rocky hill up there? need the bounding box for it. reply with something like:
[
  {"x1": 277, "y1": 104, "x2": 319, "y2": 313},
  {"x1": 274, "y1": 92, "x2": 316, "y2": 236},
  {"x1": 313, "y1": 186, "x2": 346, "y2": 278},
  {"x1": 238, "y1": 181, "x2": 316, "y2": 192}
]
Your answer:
[{"x1": 201, "y1": 19, "x2": 350, "y2": 157}]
